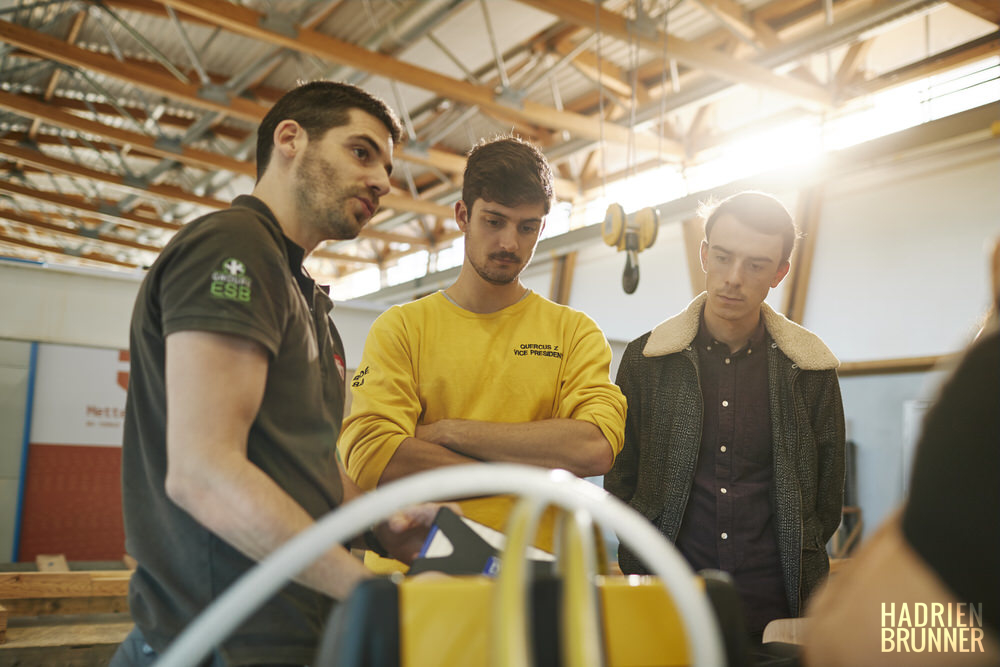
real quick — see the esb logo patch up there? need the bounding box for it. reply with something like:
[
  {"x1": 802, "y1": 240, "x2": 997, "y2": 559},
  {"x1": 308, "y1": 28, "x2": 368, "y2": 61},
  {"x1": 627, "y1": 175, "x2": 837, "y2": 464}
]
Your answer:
[{"x1": 210, "y1": 257, "x2": 252, "y2": 302}]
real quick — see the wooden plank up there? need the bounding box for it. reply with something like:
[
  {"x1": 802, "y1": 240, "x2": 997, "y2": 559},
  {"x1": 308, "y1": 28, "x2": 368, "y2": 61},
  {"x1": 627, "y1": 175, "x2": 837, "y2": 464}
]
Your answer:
[
  {"x1": 549, "y1": 251, "x2": 578, "y2": 305},
  {"x1": 34, "y1": 556, "x2": 69, "y2": 573},
  {"x1": 0, "y1": 603, "x2": 6, "y2": 644},
  {"x1": 0, "y1": 572, "x2": 131, "y2": 600},
  {"x1": 0, "y1": 617, "x2": 132, "y2": 650},
  {"x1": 782, "y1": 186, "x2": 823, "y2": 323},
  {"x1": 681, "y1": 217, "x2": 706, "y2": 297},
  {"x1": 0, "y1": 596, "x2": 128, "y2": 618},
  {"x1": 838, "y1": 355, "x2": 956, "y2": 376}
]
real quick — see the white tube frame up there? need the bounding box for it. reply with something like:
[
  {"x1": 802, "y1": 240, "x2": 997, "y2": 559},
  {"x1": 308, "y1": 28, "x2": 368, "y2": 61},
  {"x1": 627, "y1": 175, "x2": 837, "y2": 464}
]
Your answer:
[{"x1": 155, "y1": 464, "x2": 725, "y2": 667}]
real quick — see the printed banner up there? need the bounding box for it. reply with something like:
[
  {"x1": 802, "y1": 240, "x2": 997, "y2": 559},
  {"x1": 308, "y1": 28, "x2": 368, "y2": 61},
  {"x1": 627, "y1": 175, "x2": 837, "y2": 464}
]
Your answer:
[{"x1": 18, "y1": 343, "x2": 129, "y2": 561}]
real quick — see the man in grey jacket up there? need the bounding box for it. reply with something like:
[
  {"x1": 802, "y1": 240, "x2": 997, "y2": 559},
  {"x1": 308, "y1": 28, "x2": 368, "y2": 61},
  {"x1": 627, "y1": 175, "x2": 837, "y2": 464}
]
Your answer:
[{"x1": 605, "y1": 191, "x2": 845, "y2": 640}]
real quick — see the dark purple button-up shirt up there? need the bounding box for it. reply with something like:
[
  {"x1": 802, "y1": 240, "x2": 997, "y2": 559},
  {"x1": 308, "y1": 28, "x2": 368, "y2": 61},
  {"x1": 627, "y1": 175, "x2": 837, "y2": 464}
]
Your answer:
[{"x1": 675, "y1": 314, "x2": 789, "y2": 633}]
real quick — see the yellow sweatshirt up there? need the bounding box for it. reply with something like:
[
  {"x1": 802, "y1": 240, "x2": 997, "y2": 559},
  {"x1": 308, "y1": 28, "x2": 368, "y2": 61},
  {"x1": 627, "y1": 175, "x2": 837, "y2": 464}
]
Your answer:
[{"x1": 338, "y1": 290, "x2": 626, "y2": 547}]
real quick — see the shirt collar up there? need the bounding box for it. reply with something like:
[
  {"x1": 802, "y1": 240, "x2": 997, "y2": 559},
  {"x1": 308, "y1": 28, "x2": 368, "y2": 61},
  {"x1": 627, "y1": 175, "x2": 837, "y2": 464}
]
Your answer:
[
  {"x1": 232, "y1": 195, "x2": 329, "y2": 299},
  {"x1": 696, "y1": 307, "x2": 768, "y2": 356}
]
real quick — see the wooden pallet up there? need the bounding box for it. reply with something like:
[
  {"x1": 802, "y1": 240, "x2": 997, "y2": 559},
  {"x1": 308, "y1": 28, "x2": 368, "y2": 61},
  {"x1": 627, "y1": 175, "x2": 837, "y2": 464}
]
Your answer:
[{"x1": 0, "y1": 557, "x2": 133, "y2": 666}]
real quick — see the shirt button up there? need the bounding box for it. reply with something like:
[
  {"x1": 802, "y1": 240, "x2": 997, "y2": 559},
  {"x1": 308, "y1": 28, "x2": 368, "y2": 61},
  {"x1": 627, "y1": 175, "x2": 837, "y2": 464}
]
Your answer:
[
  {"x1": 706, "y1": 345, "x2": 712, "y2": 351},
  {"x1": 721, "y1": 488, "x2": 727, "y2": 494},
  {"x1": 724, "y1": 358, "x2": 731, "y2": 364},
  {"x1": 747, "y1": 348, "x2": 752, "y2": 355},
  {"x1": 721, "y1": 532, "x2": 728, "y2": 540},
  {"x1": 720, "y1": 445, "x2": 727, "y2": 452},
  {"x1": 721, "y1": 400, "x2": 729, "y2": 407}
]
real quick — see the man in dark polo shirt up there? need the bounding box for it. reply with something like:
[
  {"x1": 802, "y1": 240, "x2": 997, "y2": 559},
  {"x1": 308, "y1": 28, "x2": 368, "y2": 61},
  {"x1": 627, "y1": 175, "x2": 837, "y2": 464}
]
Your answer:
[
  {"x1": 113, "y1": 82, "x2": 441, "y2": 666},
  {"x1": 605, "y1": 191, "x2": 845, "y2": 641}
]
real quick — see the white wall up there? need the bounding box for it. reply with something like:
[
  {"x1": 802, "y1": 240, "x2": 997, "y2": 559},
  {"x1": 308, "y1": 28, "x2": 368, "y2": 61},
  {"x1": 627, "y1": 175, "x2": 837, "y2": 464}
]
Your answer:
[{"x1": 565, "y1": 141, "x2": 998, "y2": 540}]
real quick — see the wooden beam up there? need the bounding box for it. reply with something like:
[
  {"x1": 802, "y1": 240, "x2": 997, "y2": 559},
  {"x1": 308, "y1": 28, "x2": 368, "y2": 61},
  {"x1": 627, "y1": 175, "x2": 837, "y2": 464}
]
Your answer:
[
  {"x1": 697, "y1": 0, "x2": 784, "y2": 48},
  {"x1": 782, "y1": 186, "x2": 823, "y2": 323},
  {"x1": 0, "y1": 596, "x2": 128, "y2": 618},
  {"x1": 0, "y1": 572, "x2": 132, "y2": 600},
  {"x1": 311, "y1": 247, "x2": 379, "y2": 265},
  {"x1": 4, "y1": 131, "x2": 164, "y2": 163},
  {"x1": 838, "y1": 355, "x2": 957, "y2": 376},
  {"x1": 0, "y1": 231, "x2": 138, "y2": 269},
  {"x1": 0, "y1": 89, "x2": 251, "y2": 176},
  {"x1": 0, "y1": 89, "x2": 452, "y2": 220},
  {"x1": 0, "y1": 142, "x2": 446, "y2": 235},
  {"x1": 853, "y1": 30, "x2": 1000, "y2": 98},
  {"x1": 0, "y1": 208, "x2": 161, "y2": 255},
  {"x1": 680, "y1": 217, "x2": 706, "y2": 297},
  {"x1": 29, "y1": 9, "x2": 87, "y2": 140},
  {"x1": 949, "y1": 0, "x2": 1000, "y2": 25},
  {"x1": 515, "y1": 0, "x2": 834, "y2": 109},
  {"x1": 157, "y1": 0, "x2": 666, "y2": 150},
  {"x1": 19, "y1": 93, "x2": 249, "y2": 141},
  {"x1": 548, "y1": 251, "x2": 578, "y2": 304},
  {"x1": 0, "y1": 141, "x2": 225, "y2": 209},
  {"x1": 0, "y1": 19, "x2": 269, "y2": 124},
  {"x1": 834, "y1": 39, "x2": 874, "y2": 95},
  {"x1": 0, "y1": 180, "x2": 178, "y2": 233},
  {"x1": 549, "y1": 38, "x2": 637, "y2": 101}
]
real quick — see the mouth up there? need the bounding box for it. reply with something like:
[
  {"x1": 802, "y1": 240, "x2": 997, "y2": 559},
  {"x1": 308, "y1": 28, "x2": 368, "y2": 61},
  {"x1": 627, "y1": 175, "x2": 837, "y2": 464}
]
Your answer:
[
  {"x1": 491, "y1": 254, "x2": 520, "y2": 265},
  {"x1": 717, "y1": 293, "x2": 743, "y2": 304},
  {"x1": 355, "y1": 196, "x2": 375, "y2": 220}
]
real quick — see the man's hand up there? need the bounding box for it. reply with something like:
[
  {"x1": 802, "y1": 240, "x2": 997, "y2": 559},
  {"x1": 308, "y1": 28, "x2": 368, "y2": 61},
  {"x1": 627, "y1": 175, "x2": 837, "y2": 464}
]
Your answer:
[
  {"x1": 414, "y1": 421, "x2": 454, "y2": 447},
  {"x1": 414, "y1": 418, "x2": 614, "y2": 477},
  {"x1": 371, "y1": 502, "x2": 462, "y2": 564}
]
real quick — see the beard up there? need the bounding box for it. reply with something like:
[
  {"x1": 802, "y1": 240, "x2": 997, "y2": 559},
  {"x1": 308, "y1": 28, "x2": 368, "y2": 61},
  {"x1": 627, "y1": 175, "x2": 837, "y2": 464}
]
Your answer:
[
  {"x1": 293, "y1": 147, "x2": 370, "y2": 241},
  {"x1": 467, "y1": 249, "x2": 533, "y2": 286}
]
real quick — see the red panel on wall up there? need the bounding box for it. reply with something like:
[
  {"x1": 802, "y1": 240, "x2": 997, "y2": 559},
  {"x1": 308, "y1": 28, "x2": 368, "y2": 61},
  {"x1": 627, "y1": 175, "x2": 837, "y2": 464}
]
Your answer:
[{"x1": 17, "y1": 443, "x2": 124, "y2": 562}]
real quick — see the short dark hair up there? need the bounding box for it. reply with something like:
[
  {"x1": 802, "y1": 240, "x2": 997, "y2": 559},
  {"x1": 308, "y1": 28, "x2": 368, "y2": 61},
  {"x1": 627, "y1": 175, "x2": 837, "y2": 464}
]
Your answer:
[
  {"x1": 462, "y1": 136, "x2": 554, "y2": 214},
  {"x1": 255, "y1": 81, "x2": 402, "y2": 181},
  {"x1": 701, "y1": 191, "x2": 797, "y2": 264}
]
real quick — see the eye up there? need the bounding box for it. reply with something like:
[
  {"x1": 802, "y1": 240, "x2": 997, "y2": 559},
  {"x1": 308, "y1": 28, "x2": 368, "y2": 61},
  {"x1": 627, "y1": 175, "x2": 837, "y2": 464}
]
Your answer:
[
  {"x1": 714, "y1": 254, "x2": 729, "y2": 263},
  {"x1": 750, "y1": 263, "x2": 763, "y2": 272},
  {"x1": 486, "y1": 218, "x2": 503, "y2": 227},
  {"x1": 352, "y1": 146, "x2": 370, "y2": 161},
  {"x1": 521, "y1": 225, "x2": 538, "y2": 234}
]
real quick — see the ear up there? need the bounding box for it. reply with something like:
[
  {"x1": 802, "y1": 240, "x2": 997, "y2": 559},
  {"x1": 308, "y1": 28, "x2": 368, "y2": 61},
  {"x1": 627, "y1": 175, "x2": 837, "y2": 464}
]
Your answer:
[
  {"x1": 771, "y1": 260, "x2": 791, "y2": 288},
  {"x1": 273, "y1": 120, "x2": 305, "y2": 161},
  {"x1": 700, "y1": 240, "x2": 709, "y2": 273},
  {"x1": 455, "y1": 200, "x2": 470, "y2": 232}
]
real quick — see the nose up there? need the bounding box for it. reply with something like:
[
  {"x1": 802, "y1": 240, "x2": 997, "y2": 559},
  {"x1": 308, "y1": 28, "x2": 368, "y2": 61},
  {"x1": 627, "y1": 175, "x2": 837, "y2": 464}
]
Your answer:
[
  {"x1": 367, "y1": 167, "x2": 391, "y2": 198},
  {"x1": 725, "y1": 261, "x2": 744, "y2": 286},
  {"x1": 497, "y1": 225, "x2": 520, "y2": 252}
]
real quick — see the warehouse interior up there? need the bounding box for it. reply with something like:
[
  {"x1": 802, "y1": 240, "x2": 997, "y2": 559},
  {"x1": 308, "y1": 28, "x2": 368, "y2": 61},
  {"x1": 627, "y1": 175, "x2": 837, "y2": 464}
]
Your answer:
[{"x1": 0, "y1": 0, "x2": 998, "y2": 663}]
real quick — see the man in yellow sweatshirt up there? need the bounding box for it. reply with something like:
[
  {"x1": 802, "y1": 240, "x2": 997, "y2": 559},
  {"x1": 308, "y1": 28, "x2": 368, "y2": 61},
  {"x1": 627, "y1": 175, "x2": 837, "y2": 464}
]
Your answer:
[{"x1": 338, "y1": 136, "x2": 626, "y2": 548}]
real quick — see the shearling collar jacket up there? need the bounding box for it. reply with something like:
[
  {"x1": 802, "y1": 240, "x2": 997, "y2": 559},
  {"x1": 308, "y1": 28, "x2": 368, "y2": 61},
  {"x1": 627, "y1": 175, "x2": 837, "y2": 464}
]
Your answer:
[
  {"x1": 606, "y1": 293, "x2": 845, "y2": 616},
  {"x1": 642, "y1": 292, "x2": 839, "y2": 370}
]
